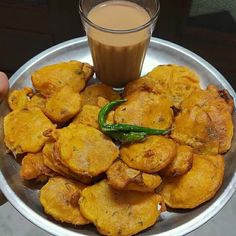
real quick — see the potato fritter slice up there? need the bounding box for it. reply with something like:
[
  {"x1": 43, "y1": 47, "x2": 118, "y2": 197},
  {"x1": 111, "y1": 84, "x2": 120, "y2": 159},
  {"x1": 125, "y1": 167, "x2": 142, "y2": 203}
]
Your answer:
[
  {"x1": 40, "y1": 177, "x2": 89, "y2": 225},
  {"x1": 160, "y1": 154, "x2": 224, "y2": 209},
  {"x1": 171, "y1": 106, "x2": 220, "y2": 154},
  {"x1": 44, "y1": 86, "x2": 81, "y2": 123},
  {"x1": 124, "y1": 64, "x2": 200, "y2": 107},
  {"x1": 181, "y1": 85, "x2": 234, "y2": 114},
  {"x1": 160, "y1": 145, "x2": 193, "y2": 177},
  {"x1": 43, "y1": 143, "x2": 92, "y2": 184},
  {"x1": 20, "y1": 152, "x2": 54, "y2": 180},
  {"x1": 81, "y1": 84, "x2": 120, "y2": 107},
  {"x1": 4, "y1": 107, "x2": 55, "y2": 154},
  {"x1": 121, "y1": 136, "x2": 177, "y2": 173},
  {"x1": 31, "y1": 61, "x2": 94, "y2": 97},
  {"x1": 54, "y1": 124, "x2": 119, "y2": 177},
  {"x1": 8, "y1": 87, "x2": 47, "y2": 111},
  {"x1": 107, "y1": 160, "x2": 162, "y2": 192},
  {"x1": 27, "y1": 94, "x2": 46, "y2": 110},
  {"x1": 114, "y1": 91, "x2": 173, "y2": 130},
  {"x1": 80, "y1": 180, "x2": 165, "y2": 236},
  {"x1": 8, "y1": 87, "x2": 33, "y2": 110},
  {"x1": 72, "y1": 105, "x2": 114, "y2": 129},
  {"x1": 172, "y1": 85, "x2": 234, "y2": 154}
]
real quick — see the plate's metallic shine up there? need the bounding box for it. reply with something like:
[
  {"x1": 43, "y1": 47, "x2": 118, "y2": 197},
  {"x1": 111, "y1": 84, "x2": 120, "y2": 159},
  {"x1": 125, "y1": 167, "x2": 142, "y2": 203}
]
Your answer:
[{"x1": 0, "y1": 37, "x2": 236, "y2": 236}]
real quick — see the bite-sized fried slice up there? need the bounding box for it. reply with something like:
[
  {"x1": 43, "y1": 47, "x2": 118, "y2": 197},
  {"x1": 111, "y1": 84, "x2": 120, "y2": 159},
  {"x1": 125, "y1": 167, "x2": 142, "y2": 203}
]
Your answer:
[
  {"x1": 80, "y1": 180, "x2": 165, "y2": 236},
  {"x1": 124, "y1": 64, "x2": 200, "y2": 107},
  {"x1": 32, "y1": 61, "x2": 94, "y2": 97},
  {"x1": 172, "y1": 86, "x2": 234, "y2": 154},
  {"x1": 4, "y1": 107, "x2": 55, "y2": 154},
  {"x1": 97, "y1": 96, "x2": 110, "y2": 107},
  {"x1": 8, "y1": 87, "x2": 33, "y2": 110},
  {"x1": 54, "y1": 124, "x2": 119, "y2": 177},
  {"x1": 181, "y1": 85, "x2": 234, "y2": 114},
  {"x1": 124, "y1": 76, "x2": 159, "y2": 97},
  {"x1": 160, "y1": 154, "x2": 224, "y2": 209},
  {"x1": 43, "y1": 143, "x2": 92, "y2": 184},
  {"x1": 107, "y1": 160, "x2": 162, "y2": 192},
  {"x1": 40, "y1": 176, "x2": 89, "y2": 225},
  {"x1": 44, "y1": 86, "x2": 81, "y2": 123},
  {"x1": 177, "y1": 85, "x2": 234, "y2": 154},
  {"x1": 27, "y1": 93, "x2": 46, "y2": 110},
  {"x1": 72, "y1": 105, "x2": 114, "y2": 129},
  {"x1": 114, "y1": 91, "x2": 173, "y2": 130},
  {"x1": 20, "y1": 152, "x2": 54, "y2": 180},
  {"x1": 160, "y1": 145, "x2": 193, "y2": 177},
  {"x1": 171, "y1": 106, "x2": 220, "y2": 154},
  {"x1": 121, "y1": 136, "x2": 177, "y2": 173},
  {"x1": 81, "y1": 84, "x2": 120, "y2": 107}
]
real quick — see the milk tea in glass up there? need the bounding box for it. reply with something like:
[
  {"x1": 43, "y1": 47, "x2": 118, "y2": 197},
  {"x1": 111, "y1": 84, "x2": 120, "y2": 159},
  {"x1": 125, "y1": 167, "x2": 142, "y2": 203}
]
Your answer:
[{"x1": 79, "y1": 0, "x2": 160, "y2": 89}]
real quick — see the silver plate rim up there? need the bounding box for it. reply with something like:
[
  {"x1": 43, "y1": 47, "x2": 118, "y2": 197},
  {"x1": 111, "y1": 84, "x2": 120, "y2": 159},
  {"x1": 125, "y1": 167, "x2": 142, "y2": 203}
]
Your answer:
[{"x1": 0, "y1": 36, "x2": 236, "y2": 236}]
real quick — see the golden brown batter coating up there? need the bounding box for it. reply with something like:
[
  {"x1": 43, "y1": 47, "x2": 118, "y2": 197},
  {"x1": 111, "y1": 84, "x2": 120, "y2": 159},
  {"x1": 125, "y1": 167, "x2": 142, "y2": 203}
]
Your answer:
[
  {"x1": 81, "y1": 83, "x2": 120, "y2": 107},
  {"x1": 79, "y1": 180, "x2": 165, "y2": 236},
  {"x1": 54, "y1": 124, "x2": 119, "y2": 177},
  {"x1": 72, "y1": 104, "x2": 114, "y2": 129},
  {"x1": 172, "y1": 85, "x2": 234, "y2": 154},
  {"x1": 114, "y1": 91, "x2": 173, "y2": 130},
  {"x1": 124, "y1": 64, "x2": 200, "y2": 107},
  {"x1": 160, "y1": 154, "x2": 224, "y2": 209},
  {"x1": 160, "y1": 145, "x2": 193, "y2": 177},
  {"x1": 8, "y1": 87, "x2": 33, "y2": 110},
  {"x1": 4, "y1": 107, "x2": 55, "y2": 154},
  {"x1": 107, "y1": 160, "x2": 162, "y2": 192},
  {"x1": 20, "y1": 152, "x2": 54, "y2": 180},
  {"x1": 121, "y1": 136, "x2": 177, "y2": 173},
  {"x1": 43, "y1": 142, "x2": 92, "y2": 184},
  {"x1": 27, "y1": 93, "x2": 46, "y2": 110},
  {"x1": 40, "y1": 177, "x2": 89, "y2": 225},
  {"x1": 44, "y1": 86, "x2": 81, "y2": 123},
  {"x1": 31, "y1": 61, "x2": 93, "y2": 97}
]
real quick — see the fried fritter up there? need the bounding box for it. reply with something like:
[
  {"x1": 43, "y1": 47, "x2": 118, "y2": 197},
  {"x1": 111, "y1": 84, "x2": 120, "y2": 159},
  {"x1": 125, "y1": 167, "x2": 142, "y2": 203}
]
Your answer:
[
  {"x1": 160, "y1": 145, "x2": 193, "y2": 177},
  {"x1": 172, "y1": 85, "x2": 234, "y2": 154},
  {"x1": 97, "y1": 96, "x2": 110, "y2": 107},
  {"x1": 20, "y1": 152, "x2": 54, "y2": 180},
  {"x1": 80, "y1": 180, "x2": 165, "y2": 236},
  {"x1": 160, "y1": 154, "x2": 224, "y2": 209},
  {"x1": 121, "y1": 136, "x2": 177, "y2": 173},
  {"x1": 32, "y1": 61, "x2": 94, "y2": 97},
  {"x1": 72, "y1": 105, "x2": 114, "y2": 129},
  {"x1": 27, "y1": 93, "x2": 46, "y2": 110},
  {"x1": 81, "y1": 84, "x2": 120, "y2": 107},
  {"x1": 181, "y1": 85, "x2": 234, "y2": 113},
  {"x1": 8, "y1": 87, "x2": 47, "y2": 111},
  {"x1": 54, "y1": 124, "x2": 119, "y2": 177},
  {"x1": 114, "y1": 91, "x2": 173, "y2": 130},
  {"x1": 8, "y1": 87, "x2": 33, "y2": 110},
  {"x1": 171, "y1": 106, "x2": 220, "y2": 154},
  {"x1": 107, "y1": 160, "x2": 162, "y2": 192},
  {"x1": 43, "y1": 142, "x2": 92, "y2": 184},
  {"x1": 124, "y1": 64, "x2": 200, "y2": 107},
  {"x1": 44, "y1": 86, "x2": 81, "y2": 123},
  {"x1": 40, "y1": 176, "x2": 89, "y2": 225},
  {"x1": 4, "y1": 107, "x2": 55, "y2": 154}
]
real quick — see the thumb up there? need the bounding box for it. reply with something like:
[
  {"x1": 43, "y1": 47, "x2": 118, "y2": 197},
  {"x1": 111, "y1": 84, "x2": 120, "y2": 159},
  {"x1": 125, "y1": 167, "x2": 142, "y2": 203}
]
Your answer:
[{"x1": 0, "y1": 72, "x2": 9, "y2": 102}]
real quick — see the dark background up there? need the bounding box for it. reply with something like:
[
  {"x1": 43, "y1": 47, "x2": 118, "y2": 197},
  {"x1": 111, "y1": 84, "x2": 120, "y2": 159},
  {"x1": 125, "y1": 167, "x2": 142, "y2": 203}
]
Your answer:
[{"x1": 0, "y1": 0, "x2": 235, "y2": 89}]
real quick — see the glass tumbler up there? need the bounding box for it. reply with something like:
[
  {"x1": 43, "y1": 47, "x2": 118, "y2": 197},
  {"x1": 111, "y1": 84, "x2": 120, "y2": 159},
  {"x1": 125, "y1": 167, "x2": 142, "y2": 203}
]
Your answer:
[{"x1": 79, "y1": 0, "x2": 160, "y2": 89}]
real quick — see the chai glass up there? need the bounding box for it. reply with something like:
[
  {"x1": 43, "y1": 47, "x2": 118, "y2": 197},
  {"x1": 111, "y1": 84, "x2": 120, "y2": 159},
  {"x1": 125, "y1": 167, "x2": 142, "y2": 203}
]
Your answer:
[{"x1": 79, "y1": 0, "x2": 160, "y2": 90}]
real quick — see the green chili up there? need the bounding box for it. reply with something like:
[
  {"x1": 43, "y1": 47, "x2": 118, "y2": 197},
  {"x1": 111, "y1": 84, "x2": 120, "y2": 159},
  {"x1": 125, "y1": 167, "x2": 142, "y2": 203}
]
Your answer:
[
  {"x1": 98, "y1": 99, "x2": 170, "y2": 143},
  {"x1": 107, "y1": 131, "x2": 146, "y2": 143},
  {"x1": 101, "y1": 124, "x2": 169, "y2": 135}
]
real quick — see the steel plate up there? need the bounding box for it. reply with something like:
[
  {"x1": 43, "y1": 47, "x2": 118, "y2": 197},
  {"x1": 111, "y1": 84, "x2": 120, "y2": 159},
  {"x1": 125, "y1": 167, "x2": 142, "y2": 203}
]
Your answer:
[{"x1": 0, "y1": 37, "x2": 236, "y2": 236}]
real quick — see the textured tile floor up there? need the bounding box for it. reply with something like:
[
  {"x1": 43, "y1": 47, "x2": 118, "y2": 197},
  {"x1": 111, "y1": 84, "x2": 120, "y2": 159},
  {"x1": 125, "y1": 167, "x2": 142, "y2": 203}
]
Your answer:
[{"x1": 0, "y1": 193, "x2": 236, "y2": 236}]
